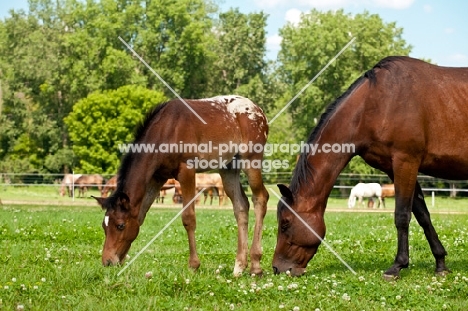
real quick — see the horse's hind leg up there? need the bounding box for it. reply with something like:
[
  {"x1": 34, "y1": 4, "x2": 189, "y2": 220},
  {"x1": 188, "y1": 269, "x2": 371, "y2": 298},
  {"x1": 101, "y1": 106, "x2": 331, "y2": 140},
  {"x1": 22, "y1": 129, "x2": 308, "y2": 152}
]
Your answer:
[
  {"x1": 220, "y1": 168, "x2": 249, "y2": 276},
  {"x1": 243, "y1": 167, "x2": 268, "y2": 276},
  {"x1": 177, "y1": 167, "x2": 200, "y2": 270},
  {"x1": 411, "y1": 182, "x2": 449, "y2": 275}
]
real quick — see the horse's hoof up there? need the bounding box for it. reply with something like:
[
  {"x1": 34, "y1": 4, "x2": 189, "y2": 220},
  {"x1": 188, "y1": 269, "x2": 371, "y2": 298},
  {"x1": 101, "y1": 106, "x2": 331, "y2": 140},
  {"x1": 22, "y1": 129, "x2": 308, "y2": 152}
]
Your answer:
[
  {"x1": 435, "y1": 270, "x2": 451, "y2": 277},
  {"x1": 382, "y1": 274, "x2": 400, "y2": 282},
  {"x1": 250, "y1": 270, "x2": 264, "y2": 278}
]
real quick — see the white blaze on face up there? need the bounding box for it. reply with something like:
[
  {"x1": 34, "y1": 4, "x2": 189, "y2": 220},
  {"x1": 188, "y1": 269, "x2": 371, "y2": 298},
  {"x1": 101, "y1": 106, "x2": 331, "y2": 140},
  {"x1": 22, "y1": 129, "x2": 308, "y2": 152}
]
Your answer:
[{"x1": 104, "y1": 216, "x2": 109, "y2": 227}]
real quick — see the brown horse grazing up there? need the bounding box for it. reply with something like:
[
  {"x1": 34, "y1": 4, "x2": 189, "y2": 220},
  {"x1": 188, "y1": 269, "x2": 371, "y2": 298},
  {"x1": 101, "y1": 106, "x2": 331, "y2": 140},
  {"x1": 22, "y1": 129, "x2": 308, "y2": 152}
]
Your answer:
[
  {"x1": 196, "y1": 173, "x2": 224, "y2": 205},
  {"x1": 273, "y1": 56, "x2": 468, "y2": 279},
  {"x1": 93, "y1": 96, "x2": 269, "y2": 276},
  {"x1": 172, "y1": 173, "x2": 227, "y2": 205},
  {"x1": 59, "y1": 174, "x2": 82, "y2": 197},
  {"x1": 74, "y1": 174, "x2": 104, "y2": 198},
  {"x1": 381, "y1": 184, "x2": 395, "y2": 208},
  {"x1": 101, "y1": 175, "x2": 118, "y2": 198},
  {"x1": 155, "y1": 179, "x2": 176, "y2": 203}
]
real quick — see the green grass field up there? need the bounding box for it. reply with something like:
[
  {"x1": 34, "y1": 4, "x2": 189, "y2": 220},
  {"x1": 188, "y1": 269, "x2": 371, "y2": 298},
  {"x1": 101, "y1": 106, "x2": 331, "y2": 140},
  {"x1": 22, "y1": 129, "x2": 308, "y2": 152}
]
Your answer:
[{"x1": 1, "y1": 185, "x2": 468, "y2": 310}]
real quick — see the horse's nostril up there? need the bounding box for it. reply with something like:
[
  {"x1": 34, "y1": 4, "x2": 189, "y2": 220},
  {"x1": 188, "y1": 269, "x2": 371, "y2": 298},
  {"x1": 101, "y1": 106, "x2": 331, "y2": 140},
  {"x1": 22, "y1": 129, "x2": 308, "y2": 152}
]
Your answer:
[{"x1": 273, "y1": 266, "x2": 279, "y2": 274}]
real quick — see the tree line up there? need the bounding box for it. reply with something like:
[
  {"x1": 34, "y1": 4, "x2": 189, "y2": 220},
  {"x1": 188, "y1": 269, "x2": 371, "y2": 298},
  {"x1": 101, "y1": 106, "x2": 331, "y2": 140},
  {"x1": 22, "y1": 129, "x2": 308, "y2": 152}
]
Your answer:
[{"x1": 0, "y1": 0, "x2": 411, "y2": 176}]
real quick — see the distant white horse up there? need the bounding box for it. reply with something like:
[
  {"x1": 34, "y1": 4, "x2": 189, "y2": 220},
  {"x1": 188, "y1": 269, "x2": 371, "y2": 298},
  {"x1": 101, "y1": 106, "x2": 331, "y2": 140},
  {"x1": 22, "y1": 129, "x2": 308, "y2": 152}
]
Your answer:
[
  {"x1": 59, "y1": 174, "x2": 82, "y2": 197},
  {"x1": 348, "y1": 183, "x2": 383, "y2": 208}
]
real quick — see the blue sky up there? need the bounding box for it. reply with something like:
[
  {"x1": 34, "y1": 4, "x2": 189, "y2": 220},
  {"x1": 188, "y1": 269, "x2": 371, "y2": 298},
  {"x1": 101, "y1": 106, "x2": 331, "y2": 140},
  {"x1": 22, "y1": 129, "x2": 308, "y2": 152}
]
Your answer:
[{"x1": 1, "y1": 0, "x2": 467, "y2": 66}]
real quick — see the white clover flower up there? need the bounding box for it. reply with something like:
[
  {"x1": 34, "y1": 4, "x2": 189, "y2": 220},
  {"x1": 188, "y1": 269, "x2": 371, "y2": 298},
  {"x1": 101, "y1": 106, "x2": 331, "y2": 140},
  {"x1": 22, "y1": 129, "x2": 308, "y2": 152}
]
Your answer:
[
  {"x1": 342, "y1": 293, "x2": 351, "y2": 301},
  {"x1": 293, "y1": 307, "x2": 300, "y2": 311},
  {"x1": 209, "y1": 292, "x2": 214, "y2": 296},
  {"x1": 229, "y1": 304, "x2": 235, "y2": 310},
  {"x1": 185, "y1": 279, "x2": 190, "y2": 284},
  {"x1": 279, "y1": 304, "x2": 285, "y2": 309},
  {"x1": 41, "y1": 278, "x2": 46, "y2": 282},
  {"x1": 278, "y1": 285, "x2": 284, "y2": 291},
  {"x1": 358, "y1": 276, "x2": 365, "y2": 282},
  {"x1": 215, "y1": 269, "x2": 220, "y2": 274},
  {"x1": 396, "y1": 295, "x2": 402, "y2": 300},
  {"x1": 11, "y1": 278, "x2": 17, "y2": 282}
]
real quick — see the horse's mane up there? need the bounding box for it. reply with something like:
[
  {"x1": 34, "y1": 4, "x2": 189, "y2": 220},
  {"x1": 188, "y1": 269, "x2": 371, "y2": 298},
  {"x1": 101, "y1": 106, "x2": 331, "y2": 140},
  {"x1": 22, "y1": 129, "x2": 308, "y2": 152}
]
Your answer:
[
  {"x1": 114, "y1": 101, "x2": 170, "y2": 194},
  {"x1": 289, "y1": 56, "x2": 404, "y2": 193}
]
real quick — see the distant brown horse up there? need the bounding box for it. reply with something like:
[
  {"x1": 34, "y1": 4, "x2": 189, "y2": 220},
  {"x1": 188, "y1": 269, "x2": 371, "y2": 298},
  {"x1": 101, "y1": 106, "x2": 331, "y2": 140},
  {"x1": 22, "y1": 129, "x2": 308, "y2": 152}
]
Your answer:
[
  {"x1": 381, "y1": 184, "x2": 395, "y2": 208},
  {"x1": 273, "y1": 56, "x2": 466, "y2": 279},
  {"x1": 59, "y1": 174, "x2": 82, "y2": 197},
  {"x1": 196, "y1": 173, "x2": 226, "y2": 205},
  {"x1": 172, "y1": 174, "x2": 226, "y2": 205},
  {"x1": 101, "y1": 176, "x2": 117, "y2": 198},
  {"x1": 155, "y1": 179, "x2": 177, "y2": 203},
  {"x1": 74, "y1": 174, "x2": 104, "y2": 198},
  {"x1": 94, "y1": 96, "x2": 269, "y2": 276}
]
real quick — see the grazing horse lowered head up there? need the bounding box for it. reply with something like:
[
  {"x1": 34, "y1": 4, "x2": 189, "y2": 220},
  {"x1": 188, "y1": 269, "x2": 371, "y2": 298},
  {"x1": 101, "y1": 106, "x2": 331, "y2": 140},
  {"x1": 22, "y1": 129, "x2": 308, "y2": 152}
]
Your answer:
[
  {"x1": 273, "y1": 56, "x2": 468, "y2": 279},
  {"x1": 94, "y1": 95, "x2": 269, "y2": 276},
  {"x1": 347, "y1": 183, "x2": 383, "y2": 208},
  {"x1": 101, "y1": 175, "x2": 117, "y2": 198}
]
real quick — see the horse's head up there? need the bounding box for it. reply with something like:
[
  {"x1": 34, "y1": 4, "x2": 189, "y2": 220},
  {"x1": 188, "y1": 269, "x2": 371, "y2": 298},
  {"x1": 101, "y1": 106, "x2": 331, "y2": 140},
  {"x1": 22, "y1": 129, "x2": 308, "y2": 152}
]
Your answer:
[
  {"x1": 272, "y1": 184, "x2": 326, "y2": 276},
  {"x1": 94, "y1": 192, "x2": 140, "y2": 266}
]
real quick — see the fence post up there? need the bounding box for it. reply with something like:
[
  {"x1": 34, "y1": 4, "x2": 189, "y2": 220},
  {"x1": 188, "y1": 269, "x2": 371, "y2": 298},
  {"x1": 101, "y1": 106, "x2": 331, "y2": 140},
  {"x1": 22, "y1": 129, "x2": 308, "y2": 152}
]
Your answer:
[
  {"x1": 432, "y1": 191, "x2": 435, "y2": 208},
  {"x1": 72, "y1": 171, "x2": 75, "y2": 202}
]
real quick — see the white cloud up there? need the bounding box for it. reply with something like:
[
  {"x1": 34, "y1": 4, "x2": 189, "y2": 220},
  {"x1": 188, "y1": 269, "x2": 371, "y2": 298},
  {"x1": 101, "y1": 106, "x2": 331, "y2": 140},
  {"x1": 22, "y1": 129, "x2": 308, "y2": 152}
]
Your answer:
[
  {"x1": 266, "y1": 34, "x2": 282, "y2": 59},
  {"x1": 423, "y1": 4, "x2": 433, "y2": 13},
  {"x1": 449, "y1": 53, "x2": 468, "y2": 64},
  {"x1": 255, "y1": 0, "x2": 415, "y2": 9},
  {"x1": 267, "y1": 34, "x2": 282, "y2": 46},
  {"x1": 373, "y1": 0, "x2": 415, "y2": 9},
  {"x1": 444, "y1": 28, "x2": 455, "y2": 34},
  {"x1": 285, "y1": 8, "x2": 303, "y2": 26}
]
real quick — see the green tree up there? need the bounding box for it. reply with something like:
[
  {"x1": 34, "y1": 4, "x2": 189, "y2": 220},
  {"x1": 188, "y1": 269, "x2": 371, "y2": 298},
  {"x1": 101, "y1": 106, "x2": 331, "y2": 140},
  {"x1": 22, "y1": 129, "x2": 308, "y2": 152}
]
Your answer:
[
  {"x1": 276, "y1": 9, "x2": 412, "y2": 177},
  {"x1": 279, "y1": 9, "x2": 412, "y2": 139},
  {"x1": 0, "y1": 0, "x2": 216, "y2": 173},
  {"x1": 64, "y1": 85, "x2": 166, "y2": 174},
  {"x1": 209, "y1": 8, "x2": 280, "y2": 111}
]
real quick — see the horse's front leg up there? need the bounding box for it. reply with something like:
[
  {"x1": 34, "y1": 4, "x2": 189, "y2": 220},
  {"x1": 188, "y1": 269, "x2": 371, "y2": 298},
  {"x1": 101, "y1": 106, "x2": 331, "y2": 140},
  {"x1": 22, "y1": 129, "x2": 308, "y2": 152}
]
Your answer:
[
  {"x1": 377, "y1": 196, "x2": 384, "y2": 208},
  {"x1": 220, "y1": 168, "x2": 249, "y2": 276},
  {"x1": 384, "y1": 161, "x2": 418, "y2": 280},
  {"x1": 177, "y1": 166, "x2": 200, "y2": 270},
  {"x1": 358, "y1": 196, "x2": 364, "y2": 208}
]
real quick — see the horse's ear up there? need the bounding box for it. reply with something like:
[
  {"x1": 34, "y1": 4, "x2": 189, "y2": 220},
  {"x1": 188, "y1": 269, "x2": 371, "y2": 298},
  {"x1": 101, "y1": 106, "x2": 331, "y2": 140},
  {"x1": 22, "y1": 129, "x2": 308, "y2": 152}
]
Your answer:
[
  {"x1": 277, "y1": 184, "x2": 293, "y2": 202},
  {"x1": 92, "y1": 196, "x2": 106, "y2": 210},
  {"x1": 117, "y1": 193, "x2": 130, "y2": 210}
]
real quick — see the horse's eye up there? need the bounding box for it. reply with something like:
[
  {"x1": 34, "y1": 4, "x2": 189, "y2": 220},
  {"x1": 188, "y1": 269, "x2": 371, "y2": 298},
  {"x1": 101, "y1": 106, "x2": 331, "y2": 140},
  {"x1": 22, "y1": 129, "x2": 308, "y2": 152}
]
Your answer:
[
  {"x1": 281, "y1": 221, "x2": 290, "y2": 233},
  {"x1": 117, "y1": 223, "x2": 125, "y2": 231}
]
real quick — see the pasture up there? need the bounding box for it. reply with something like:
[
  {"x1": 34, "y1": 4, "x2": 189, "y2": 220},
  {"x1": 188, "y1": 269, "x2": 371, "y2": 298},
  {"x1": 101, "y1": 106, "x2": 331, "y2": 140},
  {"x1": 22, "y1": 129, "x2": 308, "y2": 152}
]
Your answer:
[{"x1": 1, "y1": 196, "x2": 468, "y2": 310}]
